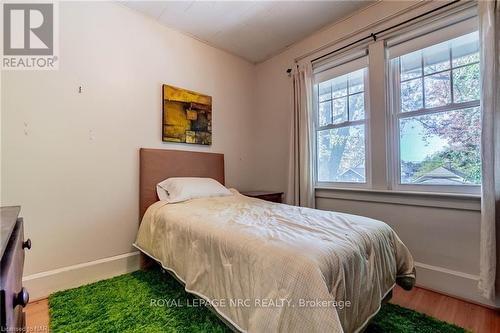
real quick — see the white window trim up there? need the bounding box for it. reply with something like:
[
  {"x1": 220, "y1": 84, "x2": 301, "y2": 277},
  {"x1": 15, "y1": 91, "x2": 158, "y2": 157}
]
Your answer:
[
  {"x1": 313, "y1": 57, "x2": 371, "y2": 189},
  {"x1": 387, "y1": 31, "x2": 481, "y2": 195},
  {"x1": 313, "y1": 52, "x2": 368, "y2": 83},
  {"x1": 387, "y1": 16, "x2": 478, "y2": 58}
]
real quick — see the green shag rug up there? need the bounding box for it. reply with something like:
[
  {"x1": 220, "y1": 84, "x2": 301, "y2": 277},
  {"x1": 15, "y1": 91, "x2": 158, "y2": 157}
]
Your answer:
[{"x1": 49, "y1": 268, "x2": 467, "y2": 333}]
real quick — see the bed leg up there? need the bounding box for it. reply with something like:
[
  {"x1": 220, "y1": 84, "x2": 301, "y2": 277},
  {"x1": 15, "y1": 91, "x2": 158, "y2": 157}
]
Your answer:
[
  {"x1": 139, "y1": 253, "x2": 154, "y2": 270},
  {"x1": 396, "y1": 267, "x2": 416, "y2": 291}
]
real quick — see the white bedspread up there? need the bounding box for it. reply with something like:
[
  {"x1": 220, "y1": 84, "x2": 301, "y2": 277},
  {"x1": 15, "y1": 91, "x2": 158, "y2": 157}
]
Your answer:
[{"x1": 134, "y1": 190, "x2": 415, "y2": 333}]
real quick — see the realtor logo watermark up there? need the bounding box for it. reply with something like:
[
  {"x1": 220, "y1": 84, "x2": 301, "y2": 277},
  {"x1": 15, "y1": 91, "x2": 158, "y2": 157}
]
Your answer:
[{"x1": 2, "y1": 2, "x2": 59, "y2": 70}]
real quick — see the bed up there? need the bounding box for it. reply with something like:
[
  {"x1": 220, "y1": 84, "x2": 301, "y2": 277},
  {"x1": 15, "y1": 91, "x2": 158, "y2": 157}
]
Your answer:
[{"x1": 134, "y1": 148, "x2": 415, "y2": 333}]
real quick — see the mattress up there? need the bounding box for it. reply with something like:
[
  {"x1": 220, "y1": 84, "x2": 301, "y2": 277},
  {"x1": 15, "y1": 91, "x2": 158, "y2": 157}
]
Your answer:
[{"x1": 134, "y1": 190, "x2": 415, "y2": 333}]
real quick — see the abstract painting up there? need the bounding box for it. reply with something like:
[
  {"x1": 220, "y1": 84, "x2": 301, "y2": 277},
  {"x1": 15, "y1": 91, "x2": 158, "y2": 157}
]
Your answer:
[{"x1": 162, "y1": 84, "x2": 212, "y2": 145}]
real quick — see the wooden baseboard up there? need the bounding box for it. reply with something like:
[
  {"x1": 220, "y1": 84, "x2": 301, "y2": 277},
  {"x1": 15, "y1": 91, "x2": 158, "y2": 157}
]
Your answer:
[
  {"x1": 415, "y1": 284, "x2": 499, "y2": 311},
  {"x1": 414, "y1": 262, "x2": 499, "y2": 309},
  {"x1": 23, "y1": 251, "x2": 140, "y2": 299},
  {"x1": 28, "y1": 296, "x2": 48, "y2": 304}
]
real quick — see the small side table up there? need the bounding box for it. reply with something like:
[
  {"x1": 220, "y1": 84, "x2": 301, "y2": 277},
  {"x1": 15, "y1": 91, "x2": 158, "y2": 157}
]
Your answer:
[{"x1": 241, "y1": 191, "x2": 283, "y2": 203}]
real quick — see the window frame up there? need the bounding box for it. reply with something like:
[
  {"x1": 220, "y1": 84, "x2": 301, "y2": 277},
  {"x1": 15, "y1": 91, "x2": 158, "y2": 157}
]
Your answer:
[
  {"x1": 388, "y1": 31, "x2": 481, "y2": 195},
  {"x1": 309, "y1": 8, "x2": 480, "y2": 196},
  {"x1": 313, "y1": 62, "x2": 372, "y2": 189}
]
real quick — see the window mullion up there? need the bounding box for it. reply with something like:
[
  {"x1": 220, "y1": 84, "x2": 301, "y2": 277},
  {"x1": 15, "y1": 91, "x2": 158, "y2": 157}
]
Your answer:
[
  {"x1": 317, "y1": 119, "x2": 365, "y2": 131},
  {"x1": 367, "y1": 40, "x2": 388, "y2": 190},
  {"x1": 397, "y1": 100, "x2": 480, "y2": 119},
  {"x1": 329, "y1": 83, "x2": 333, "y2": 124},
  {"x1": 346, "y1": 77, "x2": 350, "y2": 121},
  {"x1": 421, "y1": 53, "x2": 426, "y2": 109},
  {"x1": 449, "y1": 46, "x2": 455, "y2": 104},
  {"x1": 399, "y1": 61, "x2": 480, "y2": 84}
]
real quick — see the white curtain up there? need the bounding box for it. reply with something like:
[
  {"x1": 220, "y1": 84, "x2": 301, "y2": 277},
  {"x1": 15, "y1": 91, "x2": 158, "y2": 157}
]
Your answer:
[
  {"x1": 286, "y1": 64, "x2": 315, "y2": 208},
  {"x1": 478, "y1": 0, "x2": 500, "y2": 301}
]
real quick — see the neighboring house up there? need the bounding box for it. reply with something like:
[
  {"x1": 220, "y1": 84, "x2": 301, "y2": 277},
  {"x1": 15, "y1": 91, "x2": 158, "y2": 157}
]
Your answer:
[
  {"x1": 413, "y1": 166, "x2": 467, "y2": 185},
  {"x1": 339, "y1": 165, "x2": 467, "y2": 185},
  {"x1": 338, "y1": 165, "x2": 365, "y2": 182}
]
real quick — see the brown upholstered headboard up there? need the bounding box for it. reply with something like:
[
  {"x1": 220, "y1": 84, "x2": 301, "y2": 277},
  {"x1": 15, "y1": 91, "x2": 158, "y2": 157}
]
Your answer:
[{"x1": 139, "y1": 148, "x2": 225, "y2": 220}]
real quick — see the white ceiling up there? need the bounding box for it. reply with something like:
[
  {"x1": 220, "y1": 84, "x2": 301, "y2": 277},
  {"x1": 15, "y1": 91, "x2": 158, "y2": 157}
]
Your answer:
[{"x1": 123, "y1": 1, "x2": 374, "y2": 63}]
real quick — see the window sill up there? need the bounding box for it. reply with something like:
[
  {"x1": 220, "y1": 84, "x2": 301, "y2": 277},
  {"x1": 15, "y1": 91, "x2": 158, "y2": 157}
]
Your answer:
[{"x1": 315, "y1": 187, "x2": 481, "y2": 211}]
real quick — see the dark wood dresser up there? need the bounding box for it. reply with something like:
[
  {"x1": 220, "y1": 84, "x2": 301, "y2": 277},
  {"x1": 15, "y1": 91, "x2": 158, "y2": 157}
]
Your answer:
[
  {"x1": 1, "y1": 206, "x2": 31, "y2": 332},
  {"x1": 241, "y1": 191, "x2": 284, "y2": 203}
]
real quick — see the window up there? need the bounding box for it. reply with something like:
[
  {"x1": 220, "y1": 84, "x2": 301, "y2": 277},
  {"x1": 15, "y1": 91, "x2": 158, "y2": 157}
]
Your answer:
[
  {"x1": 315, "y1": 65, "x2": 368, "y2": 184},
  {"x1": 390, "y1": 31, "x2": 481, "y2": 191},
  {"x1": 311, "y1": 10, "x2": 480, "y2": 195}
]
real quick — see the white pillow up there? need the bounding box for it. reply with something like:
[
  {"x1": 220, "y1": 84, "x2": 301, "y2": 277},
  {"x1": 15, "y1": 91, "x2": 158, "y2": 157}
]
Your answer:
[{"x1": 156, "y1": 177, "x2": 232, "y2": 203}]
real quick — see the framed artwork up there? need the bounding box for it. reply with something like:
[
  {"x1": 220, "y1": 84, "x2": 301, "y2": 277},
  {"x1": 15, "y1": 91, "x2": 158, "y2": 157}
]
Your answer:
[{"x1": 162, "y1": 84, "x2": 212, "y2": 145}]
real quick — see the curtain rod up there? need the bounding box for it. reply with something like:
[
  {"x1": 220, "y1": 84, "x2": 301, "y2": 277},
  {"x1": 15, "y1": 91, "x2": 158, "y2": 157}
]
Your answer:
[{"x1": 287, "y1": 0, "x2": 461, "y2": 73}]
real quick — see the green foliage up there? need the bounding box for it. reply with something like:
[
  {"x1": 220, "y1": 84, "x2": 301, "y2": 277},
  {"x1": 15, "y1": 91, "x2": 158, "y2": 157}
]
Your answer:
[
  {"x1": 408, "y1": 106, "x2": 481, "y2": 184},
  {"x1": 50, "y1": 268, "x2": 467, "y2": 333},
  {"x1": 414, "y1": 149, "x2": 481, "y2": 184}
]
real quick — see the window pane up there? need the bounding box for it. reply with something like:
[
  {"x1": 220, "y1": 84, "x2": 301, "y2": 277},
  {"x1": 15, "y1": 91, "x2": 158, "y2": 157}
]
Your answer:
[
  {"x1": 317, "y1": 125, "x2": 365, "y2": 183},
  {"x1": 423, "y1": 41, "x2": 450, "y2": 75},
  {"x1": 319, "y1": 81, "x2": 331, "y2": 102},
  {"x1": 453, "y1": 63, "x2": 480, "y2": 103},
  {"x1": 401, "y1": 50, "x2": 422, "y2": 81},
  {"x1": 424, "y1": 71, "x2": 451, "y2": 108},
  {"x1": 332, "y1": 75, "x2": 348, "y2": 98},
  {"x1": 349, "y1": 93, "x2": 365, "y2": 120},
  {"x1": 452, "y1": 32, "x2": 479, "y2": 67},
  {"x1": 332, "y1": 97, "x2": 348, "y2": 124},
  {"x1": 399, "y1": 107, "x2": 481, "y2": 185},
  {"x1": 319, "y1": 101, "x2": 331, "y2": 126},
  {"x1": 401, "y1": 78, "x2": 423, "y2": 112},
  {"x1": 349, "y1": 69, "x2": 364, "y2": 93}
]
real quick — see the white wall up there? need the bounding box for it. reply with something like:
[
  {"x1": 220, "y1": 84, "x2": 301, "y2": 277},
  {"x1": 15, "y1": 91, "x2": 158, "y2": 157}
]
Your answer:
[
  {"x1": 254, "y1": 0, "x2": 422, "y2": 193},
  {"x1": 1, "y1": 2, "x2": 256, "y2": 298},
  {"x1": 254, "y1": 1, "x2": 497, "y2": 307}
]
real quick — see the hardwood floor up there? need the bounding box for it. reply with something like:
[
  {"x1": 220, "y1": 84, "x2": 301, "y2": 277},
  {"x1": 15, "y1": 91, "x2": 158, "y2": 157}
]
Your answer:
[
  {"x1": 391, "y1": 286, "x2": 500, "y2": 333},
  {"x1": 26, "y1": 286, "x2": 499, "y2": 332},
  {"x1": 25, "y1": 298, "x2": 49, "y2": 332}
]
